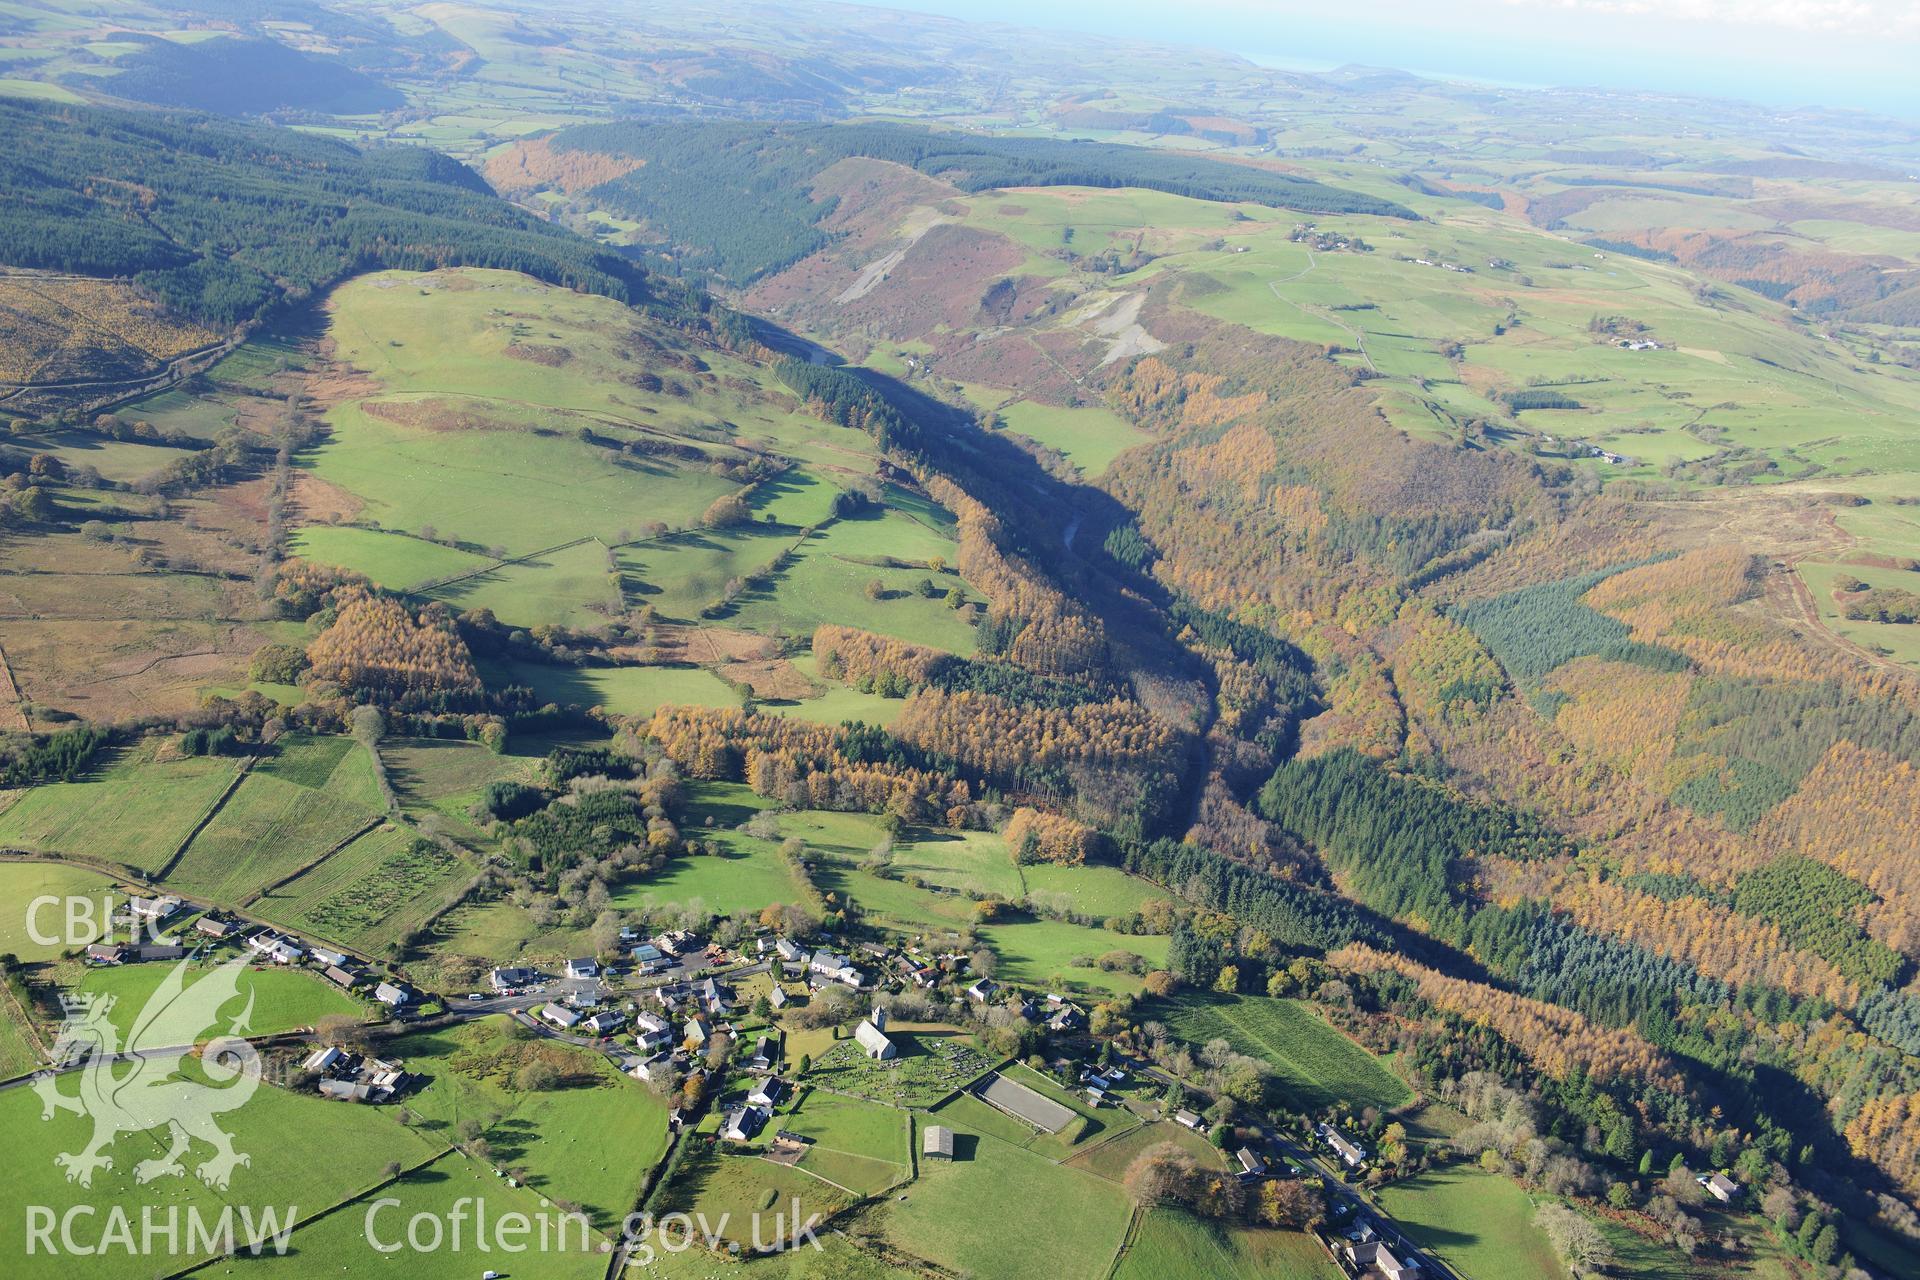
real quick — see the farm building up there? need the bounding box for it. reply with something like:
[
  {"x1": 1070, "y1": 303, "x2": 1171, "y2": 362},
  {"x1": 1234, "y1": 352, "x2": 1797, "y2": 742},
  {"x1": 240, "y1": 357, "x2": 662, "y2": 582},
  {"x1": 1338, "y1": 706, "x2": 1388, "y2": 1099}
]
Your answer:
[
  {"x1": 923, "y1": 1125, "x2": 955, "y2": 1160},
  {"x1": 1700, "y1": 1172, "x2": 1742, "y2": 1202}
]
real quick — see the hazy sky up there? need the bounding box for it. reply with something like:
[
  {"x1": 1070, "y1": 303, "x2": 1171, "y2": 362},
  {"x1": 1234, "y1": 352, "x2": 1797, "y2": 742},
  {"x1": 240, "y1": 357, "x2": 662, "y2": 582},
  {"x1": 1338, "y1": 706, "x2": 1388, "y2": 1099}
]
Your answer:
[{"x1": 880, "y1": 0, "x2": 1920, "y2": 118}]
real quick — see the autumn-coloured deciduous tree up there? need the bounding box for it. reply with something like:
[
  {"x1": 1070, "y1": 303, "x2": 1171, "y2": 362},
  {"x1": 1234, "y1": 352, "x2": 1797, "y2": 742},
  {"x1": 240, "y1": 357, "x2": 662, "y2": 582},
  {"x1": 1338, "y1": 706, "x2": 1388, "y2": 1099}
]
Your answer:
[{"x1": 1004, "y1": 806, "x2": 1096, "y2": 865}]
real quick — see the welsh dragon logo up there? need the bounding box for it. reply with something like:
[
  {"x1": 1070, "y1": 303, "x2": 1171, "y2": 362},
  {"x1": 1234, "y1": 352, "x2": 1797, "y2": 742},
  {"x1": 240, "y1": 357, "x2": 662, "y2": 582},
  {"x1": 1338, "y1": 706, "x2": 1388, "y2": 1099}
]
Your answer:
[{"x1": 31, "y1": 956, "x2": 261, "y2": 1189}]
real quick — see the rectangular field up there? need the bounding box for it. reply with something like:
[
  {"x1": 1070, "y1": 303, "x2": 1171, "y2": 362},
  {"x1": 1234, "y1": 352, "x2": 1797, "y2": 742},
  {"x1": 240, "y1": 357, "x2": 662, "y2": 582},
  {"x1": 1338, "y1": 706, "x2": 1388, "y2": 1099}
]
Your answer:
[
  {"x1": 977, "y1": 1070, "x2": 1075, "y2": 1133},
  {"x1": 1159, "y1": 993, "x2": 1410, "y2": 1113}
]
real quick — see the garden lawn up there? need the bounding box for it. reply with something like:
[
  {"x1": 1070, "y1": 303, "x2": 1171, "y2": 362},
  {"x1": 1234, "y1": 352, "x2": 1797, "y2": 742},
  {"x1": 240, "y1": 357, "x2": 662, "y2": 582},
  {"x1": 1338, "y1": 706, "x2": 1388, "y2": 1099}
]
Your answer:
[
  {"x1": 1157, "y1": 993, "x2": 1410, "y2": 1113},
  {"x1": 1375, "y1": 1163, "x2": 1570, "y2": 1280}
]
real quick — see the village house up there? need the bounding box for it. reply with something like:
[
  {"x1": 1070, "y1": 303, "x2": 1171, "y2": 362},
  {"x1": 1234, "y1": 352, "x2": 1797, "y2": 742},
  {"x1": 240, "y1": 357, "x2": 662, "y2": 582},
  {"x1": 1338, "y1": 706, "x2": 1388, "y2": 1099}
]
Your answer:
[
  {"x1": 1318, "y1": 1122, "x2": 1366, "y2": 1169},
  {"x1": 193, "y1": 916, "x2": 234, "y2": 940},
  {"x1": 748, "y1": 1076, "x2": 788, "y2": 1108},
  {"x1": 373, "y1": 981, "x2": 410, "y2": 1008},
  {"x1": 247, "y1": 933, "x2": 305, "y2": 965},
  {"x1": 489, "y1": 965, "x2": 536, "y2": 992},
  {"x1": 307, "y1": 945, "x2": 351, "y2": 970},
  {"x1": 582, "y1": 1010, "x2": 625, "y2": 1036},
  {"x1": 967, "y1": 979, "x2": 998, "y2": 1002},
  {"x1": 684, "y1": 1016, "x2": 711, "y2": 1047},
  {"x1": 775, "y1": 937, "x2": 807, "y2": 964},
  {"x1": 1236, "y1": 1148, "x2": 1268, "y2": 1181},
  {"x1": 1347, "y1": 1239, "x2": 1420, "y2": 1279},
  {"x1": 1174, "y1": 1109, "x2": 1204, "y2": 1131},
  {"x1": 127, "y1": 895, "x2": 183, "y2": 926},
  {"x1": 565, "y1": 957, "x2": 598, "y2": 980},
  {"x1": 633, "y1": 1011, "x2": 673, "y2": 1049},
  {"x1": 721, "y1": 1105, "x2": 768, "y2": 1142},
  {"x1": 540, "y1": 1003, "x2": 582, "y2": 1030}
]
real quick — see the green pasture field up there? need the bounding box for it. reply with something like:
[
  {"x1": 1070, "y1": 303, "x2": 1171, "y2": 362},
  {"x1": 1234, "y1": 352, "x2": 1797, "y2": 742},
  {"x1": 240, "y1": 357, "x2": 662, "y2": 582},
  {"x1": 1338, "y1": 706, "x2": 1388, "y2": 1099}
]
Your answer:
[
  {"x1": 0, "y1": 745, "x2": 238, "y2": 872},
  {"x1": 488, "y1": 658, "x2": 740, "y2": 716},
  {"x1": 625, "y1": 1232, "x2": 917, "y2": 1279},
  {"x1": 26, "y1": 428, "x2": 201, "y2": 485},
  {"x1": 1020, "y1": 863, "x2": 1167, "y2": 918},
  {"x1": 878, "y1": 1114, "x2": 1132, "y2": 1280},
  {"x1": 615, "y1": 523, "x2": 799, "y2": 623},
  {"x1": 1066, "y1": 1118, "x2": 1224, "y2": 1181},
  {"x1": 1157, "y1": 993, "x2": 1410, "y2": 1113},
  {"x1": 78, "y1": 960, "x2": 363, "y2": 1039},
  {"x1": 290, "y1": 524, "x2": 493, "y2": 591},
  {"x1": 1376, "y1": 1162, "x2": 1570, "y2": 1280},
  {"x1": 811, "y1": 860, "x2": 978, "y2": 931},
  {"x1": 751, "y1": 466, "x2": 844, "y2": 527},
  {"x1": 382, "y1": 736, "x2": 537, "y2": 842},
  {"x1": 979, "y1": 918, "x2": 1170, "y2": 995},
  {"x1": 1796, "y1": 560, "x2": 1920, "y2": 666},
  {"x1": 162, "y1": 773, "x2": 381, "y2": 904},
  {"x1": 723, "y1": 512, "x2": 977, "y2": 653},
  {"x1": 885, "y1": 827, "x2": 1023, "y2": 899},
  {"x1": 247, "y1": 1149, "x2": 610, "y2": 1280},
  {"x1": 612, "y1": 784, "x2": 804, "y2": 913},
  {"x1": 1114, "y1": 1207, "x2": 1342, "y2": 1280},
  {"x1": 255, "y1": 734, "x2": 386, "y2": 810},
  {"x1": 761, "y1": 679, "x2": 905, "y2": 728},
  {"x1": 391, "y1": 1019, "x2": 668, "y2": 1226},
  {"x1": 995, "y1": 398, "x2": 1155, "y2": 476},
  {"x1": 615, "y1": 842, "x2": 806, "y2": 917},
  {"x1": 782, "y1": 1091, "x2": 911, "y2": 1155},
  {"x1": 0, "y1": 999, "x2": 37, "y2": 1078},
  {"x1": 425, "y1": 537, "x2": 625, "y2": 629},
  {"x1": 0, "y1": 860, "x2": 124, "y2": 960},
  {"x1": 305, "y1": 400, "x2": 731, "y2": 559},
  {"x1": 0, "y1": 1066, "x2": 443, "y2": 1280},
  {"x1": 424, "y1": 898, "x2": 592, "y2": 968},
  {"x1": 252, "y1": 824, "x2": 468, "y2": 953},
  {"x1": 652, "y1": 1149, "x2": 850, "y2": 1250}
]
